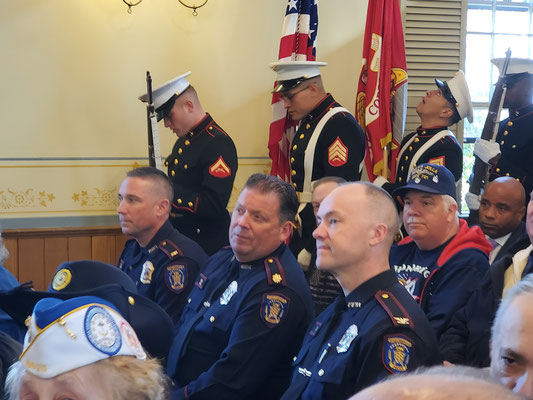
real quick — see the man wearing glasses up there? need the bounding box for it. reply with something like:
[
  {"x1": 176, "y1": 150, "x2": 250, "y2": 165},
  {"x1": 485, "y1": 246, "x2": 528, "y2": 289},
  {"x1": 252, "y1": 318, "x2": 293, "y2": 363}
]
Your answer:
[{"x1": 269, "y1": 61, "x2": 366, "y2": 265}]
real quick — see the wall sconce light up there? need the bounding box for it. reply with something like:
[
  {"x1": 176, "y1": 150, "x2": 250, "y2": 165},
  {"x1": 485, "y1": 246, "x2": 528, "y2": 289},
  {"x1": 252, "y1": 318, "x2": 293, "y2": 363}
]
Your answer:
[
  {"x1": 122, "y1": 0, "x2": 208, "y2": 15},
  {"x1": 178, "y1": 0, "x2": 208, "y2": 16},
  {"x1": 122, "y1": 0, "x2": 142, "y2": 13}
]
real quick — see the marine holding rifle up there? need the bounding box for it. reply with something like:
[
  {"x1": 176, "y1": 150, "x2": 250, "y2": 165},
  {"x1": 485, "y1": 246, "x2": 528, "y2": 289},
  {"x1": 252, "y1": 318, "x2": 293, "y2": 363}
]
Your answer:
[
  {"x1": 472, "y1": 58, "x2": 533, "y2": 206},
  {"x1": 139, "y1": 72, "x2": 238, "y2": 255}
]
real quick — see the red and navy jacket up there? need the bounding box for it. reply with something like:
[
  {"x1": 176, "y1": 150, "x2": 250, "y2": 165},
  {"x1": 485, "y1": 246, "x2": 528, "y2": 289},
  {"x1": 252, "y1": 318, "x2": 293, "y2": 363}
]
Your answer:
[{"x1": 390, "y1": 219, "x2": 491, "y2": 340}]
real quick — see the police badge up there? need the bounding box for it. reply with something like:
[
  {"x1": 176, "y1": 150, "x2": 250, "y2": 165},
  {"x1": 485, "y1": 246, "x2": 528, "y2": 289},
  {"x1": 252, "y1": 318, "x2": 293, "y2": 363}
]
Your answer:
[
  {"x1": 140, "y1": 261, "x2": 155, "y2": 284},
  {"x1": 220, "y1": 281, "x2": 238, "y2": 305},
  {"x1": 336, "y1": 324, "x2": 358, "y2": 353}
]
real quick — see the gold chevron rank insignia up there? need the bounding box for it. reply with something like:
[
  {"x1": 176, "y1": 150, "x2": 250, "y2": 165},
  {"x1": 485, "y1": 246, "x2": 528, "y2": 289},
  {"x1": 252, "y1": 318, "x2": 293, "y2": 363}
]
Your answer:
[
  {"x1": 328, "y1": 137, "x2": 348, "y2": 167},
  {"x1": 209, "y1": 156, "x2": 231, "y2": 178}
]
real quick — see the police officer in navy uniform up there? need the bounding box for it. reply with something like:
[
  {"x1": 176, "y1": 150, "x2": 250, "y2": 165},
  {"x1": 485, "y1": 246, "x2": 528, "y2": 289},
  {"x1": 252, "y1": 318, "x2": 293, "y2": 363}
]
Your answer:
[
  {"x1": 375, "y1": 71, "x2": 472, "y2": 195},
  {"x1": 281, "y1": 182, "x2": 441, "y2": 400},
  {"x1": 472, "y1": 58, "x2": 533, "y2": 208},
  {"x1": 117, "y1": 167, "x2": 208, "y2": 323},
  {"x1": 139, "y1": 72, "x2": 238, "y2": 256},
  {"x1": 269, "y1": 61, "x2": 366, "y2": 266},
  {"x1": 165, "y1": 173, "x2": 314, "y2": 400}
]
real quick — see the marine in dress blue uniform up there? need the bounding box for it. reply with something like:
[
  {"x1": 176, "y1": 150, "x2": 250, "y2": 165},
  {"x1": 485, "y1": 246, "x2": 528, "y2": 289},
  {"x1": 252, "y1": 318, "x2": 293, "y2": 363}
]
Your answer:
[
  {"x1": 473, "y1": 58, "x2": 533, "y2": 206},
  {"x1": 269, "y1": 61, "x2": 366, "y2": 258},
  {"x1": 140, "y1": 72, "x2": 238, "y2": 256},
  {"x1": 165, "y1": 244, "x2": 314, "y2": 400},
  {"x1": 489, "y1": 103, "x2": 533, "y2": 196},
  {"x1": 376, "y1": 71, "x2": 472, "y2": 196},
  {"x1": 118, "y1": 219, "x2": 207, "y2": 322},
  {"x1": 281, "y1": 270, "x2": 441, "y2": 400}
]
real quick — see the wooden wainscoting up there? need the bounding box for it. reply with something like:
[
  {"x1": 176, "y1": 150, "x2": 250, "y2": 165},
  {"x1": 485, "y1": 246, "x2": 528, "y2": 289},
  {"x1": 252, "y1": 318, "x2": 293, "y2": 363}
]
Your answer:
[{"x1": 2, "y1": 226, "x2": 129, "y2": 291}]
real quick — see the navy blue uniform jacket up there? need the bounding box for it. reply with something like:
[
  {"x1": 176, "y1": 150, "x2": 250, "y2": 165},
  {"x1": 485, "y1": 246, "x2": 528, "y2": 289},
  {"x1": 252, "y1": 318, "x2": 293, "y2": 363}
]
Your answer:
[
  {"x1": 118, "y1": 220, "x2": 207, "y2": 323},
  {"x1": 489, "y1": 104, "x2": 533, "y2": 199},
  {"x1": 166, "y1": 243, "x2": 314, "y2": 400},
  {"x1": 281, "y1": 270, "x2": 441, "y2": 400}
]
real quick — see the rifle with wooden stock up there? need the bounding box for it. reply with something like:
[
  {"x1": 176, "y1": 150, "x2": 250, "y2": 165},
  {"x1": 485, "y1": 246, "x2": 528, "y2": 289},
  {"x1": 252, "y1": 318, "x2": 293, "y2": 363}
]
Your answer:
[
  {"x1": 145, "y1": 71, "x2": 163, "y2": 170},
  {"x1": 467, "y1": 50, "x2": 511, "y2": 224}
]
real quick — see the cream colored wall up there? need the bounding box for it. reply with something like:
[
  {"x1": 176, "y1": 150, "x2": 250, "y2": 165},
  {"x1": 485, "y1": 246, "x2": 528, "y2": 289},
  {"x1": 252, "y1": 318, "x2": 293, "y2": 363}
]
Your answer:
[{"x1": 0, "y1": 0, "x2": 369, "y2": 226}]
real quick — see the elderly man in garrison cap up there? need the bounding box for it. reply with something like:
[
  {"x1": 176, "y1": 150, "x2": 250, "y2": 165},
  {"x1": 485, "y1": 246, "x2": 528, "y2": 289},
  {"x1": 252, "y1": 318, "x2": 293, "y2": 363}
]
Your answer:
[
  {"x1": 269, "y1": 61, "x2": 366, "y2": 265},
  {"x1": 4, "y1": 296, "x2": 168, "y2": 400},
  {"x1": 389, "y1": 164, "x2": 491, "y2": 341},
  {"x1": 470, "y1": 58, "x2": 533, "y2": 210},
  {"x1": 139, "y1": 72, "x2": 238, "y2": 256},
  {"x1": 375, "y1": 71, "x2": 473, "y2": 195}
]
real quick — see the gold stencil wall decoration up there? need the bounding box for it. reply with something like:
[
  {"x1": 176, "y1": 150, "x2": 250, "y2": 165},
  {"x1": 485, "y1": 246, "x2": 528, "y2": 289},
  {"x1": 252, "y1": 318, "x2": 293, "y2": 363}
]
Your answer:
[
  {"x1": 72, "y1": 188, "x2": 118, "y2": 208},
  {"x1": 0, "y1": 189, "x2": 56, "y2": 210}
]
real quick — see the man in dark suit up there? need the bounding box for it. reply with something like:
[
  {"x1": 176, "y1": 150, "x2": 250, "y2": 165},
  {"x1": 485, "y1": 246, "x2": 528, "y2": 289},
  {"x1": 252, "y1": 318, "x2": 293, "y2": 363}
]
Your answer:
[
  {"x1": 478, "y1": 177, "x2": 528, "y2": 265},
  {"x1": 440, "y1": 184, "x2": 533, "y2": 367}
]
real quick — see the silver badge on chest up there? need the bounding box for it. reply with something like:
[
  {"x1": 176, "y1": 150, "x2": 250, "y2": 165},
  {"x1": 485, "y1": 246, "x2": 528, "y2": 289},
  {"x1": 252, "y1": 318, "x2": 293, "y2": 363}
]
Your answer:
[
  {"x1": 140, "y1": 261, "x2": 154, "y2": 284},
  {"x1": 337, "y1": 324, "x2": 358, "y2": 353},
  {"x1": 220, "y1": 281, "x2": 238, "y2": 305}
]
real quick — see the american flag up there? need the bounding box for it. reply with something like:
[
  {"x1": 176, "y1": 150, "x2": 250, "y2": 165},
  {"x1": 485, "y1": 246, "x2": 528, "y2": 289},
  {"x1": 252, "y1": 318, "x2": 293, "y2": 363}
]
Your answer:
[{"x1": 268, "y1": 0, "x2": 318, "y2": 180}]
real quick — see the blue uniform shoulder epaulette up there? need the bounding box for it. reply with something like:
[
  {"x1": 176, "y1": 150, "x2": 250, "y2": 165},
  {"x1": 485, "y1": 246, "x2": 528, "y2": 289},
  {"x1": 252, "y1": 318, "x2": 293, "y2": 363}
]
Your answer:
[
  {"x1": 264, "y1": 257, "x2": 286, "y2": 286},
  {"x1": 375, "y1": 290, "x2": 413, "y2": 328},
  {"x1": 157, "y1": 240, "x2": 183, "y2": 261}
]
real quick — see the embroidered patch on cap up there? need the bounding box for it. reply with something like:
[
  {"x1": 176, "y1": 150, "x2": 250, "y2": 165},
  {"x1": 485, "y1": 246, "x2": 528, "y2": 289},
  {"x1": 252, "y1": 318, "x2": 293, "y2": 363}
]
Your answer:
[
  {"x1": 383, "y1": 335, "x2": 413, "y2": 373},
  {"x1": 261, "y1": 293, "x2": 289, "y2": 327},
  {"x1": 209, "y1": 156, "x2": 231, "y2": 178},
  {"x1": 84, "y1": 306, "x2": 122, "y2": 356},
  {"x1": 328, "y1": 137, "x2": 348, "y2": 167},
  {"x1": 220, "y1": 281, "x2": 238, "y2": 305},
  {"x1": 140, "y1": 261, "x2": 154, "y2": 284},
  {"x1": 52, "y1": 268, "x2": 72, "y2": 291},
  {"x1": 165, "y1": 264, "x2": 187, "y2": 293}
]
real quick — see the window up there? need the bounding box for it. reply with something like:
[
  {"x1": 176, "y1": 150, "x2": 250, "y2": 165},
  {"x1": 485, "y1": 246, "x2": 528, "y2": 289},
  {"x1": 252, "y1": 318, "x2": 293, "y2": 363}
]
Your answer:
[{"x1": 463, "y1": 0, "x2": 533, "y2": 210}]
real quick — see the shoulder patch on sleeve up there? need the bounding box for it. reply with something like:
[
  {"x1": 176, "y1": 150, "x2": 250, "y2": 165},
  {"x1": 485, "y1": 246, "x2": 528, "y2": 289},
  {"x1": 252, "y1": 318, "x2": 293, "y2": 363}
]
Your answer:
[
  {"x1": 261, "y1": 293, "x2": 289, "y2": 328},
  {"x1": 428, "y1": 155, "x2": 445, "y2": 166},
  {"x1": 375, "y1": 290, "x2": 414, "y2": 328},
  {"x1": 382, "y1": 334, "x2": 413, "y2": 374},
  {"x1": 165, "y1": 264, "x2": 187, "y2": 293},
  {"x1": 264, "y1": 257, "x2": 286, "y2": 286},
  {"x1": 328, "y1": 137, "x2": 348, "y2": 167},
  {"x1": 209, "y1": 156, "x2": 231, "y2": 178},
  {"x1": 158, "y1": 240, "x2": 183, "y2": 260}
]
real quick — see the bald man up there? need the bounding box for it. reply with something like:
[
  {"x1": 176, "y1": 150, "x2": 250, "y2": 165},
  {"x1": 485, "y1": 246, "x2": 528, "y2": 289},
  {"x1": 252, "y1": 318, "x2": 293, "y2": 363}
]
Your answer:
[
  {"x1": 440, "y1": 187, "x2": 533, "y2": 366},
  {"x1": 281, "y1": 183, "x2": 440, "y2": 399},
  {"x1": 350, "y1": 366, "x2": 521, "y2": 400},
  {"x1": 479, "y1": 177, "x2": 528, "y2": 265}
]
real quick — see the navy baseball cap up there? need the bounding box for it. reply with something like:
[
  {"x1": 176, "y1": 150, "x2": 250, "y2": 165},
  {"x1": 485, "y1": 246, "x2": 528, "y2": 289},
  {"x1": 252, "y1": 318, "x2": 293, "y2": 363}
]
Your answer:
[
  {"x1": 392, "y1": 163, "x2": 457, "y2": 201},
  {"x1": 0, "y1": 260, "x2": 175, "y2": 361}
]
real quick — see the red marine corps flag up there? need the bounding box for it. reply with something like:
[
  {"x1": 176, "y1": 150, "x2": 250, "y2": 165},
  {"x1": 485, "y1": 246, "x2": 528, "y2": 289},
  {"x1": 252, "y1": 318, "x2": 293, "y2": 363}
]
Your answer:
[
  {"x1": 356, "y1": 0, "x2": 407, "y2": 182},
  {"x1": 268, "y1": 0, "x2": 318, "y2": 180}
]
